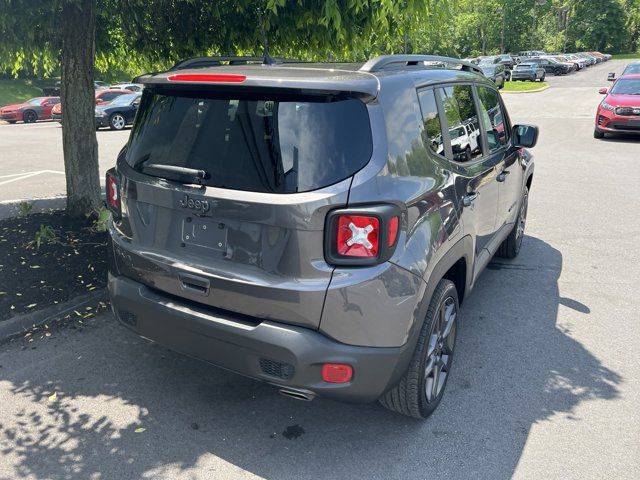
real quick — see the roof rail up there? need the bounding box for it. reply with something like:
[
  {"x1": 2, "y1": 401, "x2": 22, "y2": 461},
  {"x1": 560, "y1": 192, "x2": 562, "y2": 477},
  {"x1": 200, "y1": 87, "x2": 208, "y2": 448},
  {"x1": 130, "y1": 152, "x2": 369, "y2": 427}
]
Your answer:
[
  {"x1": 360, "y1": 55, "x2": 483, "y2": 76},
  {"x1": 170, "y1": 56, "x2": 301, "y2": 71}
]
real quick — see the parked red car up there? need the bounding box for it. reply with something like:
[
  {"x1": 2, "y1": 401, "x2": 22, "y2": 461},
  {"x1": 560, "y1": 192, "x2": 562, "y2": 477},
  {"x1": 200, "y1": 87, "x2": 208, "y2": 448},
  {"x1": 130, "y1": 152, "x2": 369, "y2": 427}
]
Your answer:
[
  {"x1": 52, "y1": 89, "x2": 131, "y2": 123},
  {"x1": 594, "y1": 74, "x2": 640, "y2": 138},
  {"x1": 0, "y1": 97, "x2": 60, "y2": 124}
]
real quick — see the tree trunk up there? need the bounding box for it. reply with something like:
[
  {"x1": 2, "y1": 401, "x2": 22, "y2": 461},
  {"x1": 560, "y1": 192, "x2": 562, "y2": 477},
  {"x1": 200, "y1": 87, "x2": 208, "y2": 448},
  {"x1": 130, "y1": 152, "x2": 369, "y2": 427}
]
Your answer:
[{"x1": 61, "y1": 0, "x2": 100, "y2": 218}]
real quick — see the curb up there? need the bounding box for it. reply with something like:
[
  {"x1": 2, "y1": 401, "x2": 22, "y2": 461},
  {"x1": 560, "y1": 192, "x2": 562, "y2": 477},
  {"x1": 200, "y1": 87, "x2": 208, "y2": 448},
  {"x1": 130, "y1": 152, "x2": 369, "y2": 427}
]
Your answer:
[
  {"x1": 501, "y1": 84, "x2": 551, "y2": 94},
  {"x1": 0, "y1": 289, "x2": 107, "y2": 342},
  {"x1": 0, "y1": 191, "x2": 106, "y2": 221},
  {"x1": 0, "y1": 196, "x2": 67, "y2": 220}
]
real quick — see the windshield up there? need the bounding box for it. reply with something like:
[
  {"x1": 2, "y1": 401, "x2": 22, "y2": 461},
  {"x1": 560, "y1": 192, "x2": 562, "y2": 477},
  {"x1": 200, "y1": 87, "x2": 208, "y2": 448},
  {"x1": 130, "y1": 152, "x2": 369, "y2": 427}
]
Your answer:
[
  {"x1": 479, "y1": 59, "x2": 496, "y2": 66},
  {"x1": 108, "y1": 94, "x2": 139, "y2": 106},
  {"x1": 125, "y1": 89, "x2": 373, "y2": 193},
  {"x1": 611, "y1": 79, "x2": 640, "y2": 95},
  {"x1": 27, "y1": 98, "x2": 45, "y2": 105},
  {"x1": 449, "y1": 127, "x2": 465, "y2": 139},
  {"x1": 623, "y1": 65, "x2": 640, "y2": 75}
]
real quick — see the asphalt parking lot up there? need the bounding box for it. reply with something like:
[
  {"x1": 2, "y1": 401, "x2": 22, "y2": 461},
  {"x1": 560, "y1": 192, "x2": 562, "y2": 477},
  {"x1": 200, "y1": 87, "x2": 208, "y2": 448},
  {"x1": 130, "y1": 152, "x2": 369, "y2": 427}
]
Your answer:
[
  {"x1": 0, "y1": 122, "x2": 128, "y2": 202},
  {"x1": 1, "y1": 60, "x2": 639, "y2": 479}
]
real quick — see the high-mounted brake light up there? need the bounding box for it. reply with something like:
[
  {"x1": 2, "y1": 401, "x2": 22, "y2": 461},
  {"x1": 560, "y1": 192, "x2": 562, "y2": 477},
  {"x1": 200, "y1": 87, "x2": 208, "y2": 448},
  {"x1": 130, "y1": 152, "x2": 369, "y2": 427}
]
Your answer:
[
  {"x1": 105, "y1": 169, "x2": 121, "y2": 217},
  {"x1": 167, "y1": 73, "x2": 247, "y2": 83}
]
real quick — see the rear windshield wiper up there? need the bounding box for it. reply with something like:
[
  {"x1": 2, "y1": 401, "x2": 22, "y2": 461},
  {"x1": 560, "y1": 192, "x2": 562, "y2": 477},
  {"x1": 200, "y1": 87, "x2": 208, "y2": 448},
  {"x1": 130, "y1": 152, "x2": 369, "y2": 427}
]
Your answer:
[{"x1": 142, "y1": 164, "x2": 209, "y2": 185}]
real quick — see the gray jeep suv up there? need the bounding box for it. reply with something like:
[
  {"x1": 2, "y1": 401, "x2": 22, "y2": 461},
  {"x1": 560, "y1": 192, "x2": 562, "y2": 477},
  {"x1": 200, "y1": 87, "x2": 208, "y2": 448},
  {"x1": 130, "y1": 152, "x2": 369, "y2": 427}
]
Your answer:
[{"x1": 106, "y1": 55, "x2": 538, "y2": 419}]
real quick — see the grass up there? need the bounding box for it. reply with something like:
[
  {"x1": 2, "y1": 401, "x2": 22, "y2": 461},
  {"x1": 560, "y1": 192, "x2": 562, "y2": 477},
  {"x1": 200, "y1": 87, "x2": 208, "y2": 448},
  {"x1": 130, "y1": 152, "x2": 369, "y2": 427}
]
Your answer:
[
  {"x1": 0, "y1": 78, "x2": 44, "y2": 107},
  {"x1": 502, "y1": 81, "x2": 549, "y2": 92},
  {"x1": 611, "y1": 53, "x2": 640, "y2": 60}
]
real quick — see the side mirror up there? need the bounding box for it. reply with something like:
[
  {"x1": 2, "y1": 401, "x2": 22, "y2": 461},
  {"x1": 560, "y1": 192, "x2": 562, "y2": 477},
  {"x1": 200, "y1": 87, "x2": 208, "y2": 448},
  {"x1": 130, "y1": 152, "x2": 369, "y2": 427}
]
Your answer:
[
  {"x1": 598, "y1": 87, "x2": 608, "y2": 95},
  {"x1": 512, "y1": 124, "x2": 538, "y2": 149},
  {"x1": 607, "y1": 72, "x2": 615, "y2": 81}
]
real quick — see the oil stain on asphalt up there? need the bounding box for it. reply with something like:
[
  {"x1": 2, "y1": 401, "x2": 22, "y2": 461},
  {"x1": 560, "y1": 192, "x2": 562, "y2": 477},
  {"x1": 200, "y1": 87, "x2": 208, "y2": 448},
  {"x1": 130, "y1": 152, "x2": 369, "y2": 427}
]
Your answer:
[{"x1": 282, "y1": 424, "x2": 305, "y2": 439}]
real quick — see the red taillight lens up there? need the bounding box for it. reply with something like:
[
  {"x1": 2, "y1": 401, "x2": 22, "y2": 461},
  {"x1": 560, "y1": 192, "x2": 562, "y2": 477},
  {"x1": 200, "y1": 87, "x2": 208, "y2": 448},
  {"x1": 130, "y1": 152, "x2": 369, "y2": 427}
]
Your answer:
[
  {"x1": 336, "y1": 215, "x2": 379, "y2": 257},
  {"x1": 167, "y1": 73, "x2": 247, "y2": 83},
  {"x1": 388, "y1": 216, "x2": 399, "y2": 247},
  {"x1": 322, "y1": 364, "x2": 353, "y2": 383},
  {"x1": 106, "y1": 170, "x2": 121, "y2": 217}
]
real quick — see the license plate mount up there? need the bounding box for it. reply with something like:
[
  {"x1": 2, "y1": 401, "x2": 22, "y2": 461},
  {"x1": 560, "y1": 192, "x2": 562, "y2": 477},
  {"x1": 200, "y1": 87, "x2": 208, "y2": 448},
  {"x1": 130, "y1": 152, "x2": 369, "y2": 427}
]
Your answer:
[{"x1": 182, "y1": 218, "x2": 227, "y2": 251}]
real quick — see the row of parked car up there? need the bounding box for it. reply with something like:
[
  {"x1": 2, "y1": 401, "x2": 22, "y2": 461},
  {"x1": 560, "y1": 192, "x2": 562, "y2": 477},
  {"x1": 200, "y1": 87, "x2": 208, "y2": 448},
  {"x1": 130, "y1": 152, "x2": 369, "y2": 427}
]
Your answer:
[
  {"x1": 0, "y1": 83, "x2": 143, "y2": 129},
  {"x1": 466, "y1": 50, "x2": 612, "y2": 87}
]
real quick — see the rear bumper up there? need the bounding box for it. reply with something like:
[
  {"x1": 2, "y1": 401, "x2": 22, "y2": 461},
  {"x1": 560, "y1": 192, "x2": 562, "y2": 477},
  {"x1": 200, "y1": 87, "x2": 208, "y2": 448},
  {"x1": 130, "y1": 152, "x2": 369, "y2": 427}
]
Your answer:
[
  {"x1": 108, "y1": 273, "x2": 411, "y2": 402},
  {"x1": 511, "y1": 73, "x2": 536, "y2": 81}
]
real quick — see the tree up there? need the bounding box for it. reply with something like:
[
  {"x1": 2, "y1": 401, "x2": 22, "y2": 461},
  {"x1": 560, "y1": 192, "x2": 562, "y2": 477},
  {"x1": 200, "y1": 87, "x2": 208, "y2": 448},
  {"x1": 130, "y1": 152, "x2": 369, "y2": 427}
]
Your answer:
[
  {"x1": 1, "y1": 0, "x2": 100, "y2": 217},
  {"x1": 1, "y1": 0, "x2": 444, "y2": 216}
]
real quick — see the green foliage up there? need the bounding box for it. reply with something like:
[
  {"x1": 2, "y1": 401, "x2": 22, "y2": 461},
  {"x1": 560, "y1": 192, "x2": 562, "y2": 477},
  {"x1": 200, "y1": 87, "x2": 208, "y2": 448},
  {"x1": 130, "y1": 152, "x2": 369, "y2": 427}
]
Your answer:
[
  {"x1": 503, "y1": 81, "x2": 549, "y2": 92},
  {"x1": 17, "y1": 202, "x2": 34, "y2": 217},
  {"x1": 30, "y1": 225, "x2": 58, "y2": 250},
  {"x1": 0, "y1": 79, "x2": 43, "y2": 106},
  {"x1": 91, "y1": 207, "x2": 110, "y2": 232}
]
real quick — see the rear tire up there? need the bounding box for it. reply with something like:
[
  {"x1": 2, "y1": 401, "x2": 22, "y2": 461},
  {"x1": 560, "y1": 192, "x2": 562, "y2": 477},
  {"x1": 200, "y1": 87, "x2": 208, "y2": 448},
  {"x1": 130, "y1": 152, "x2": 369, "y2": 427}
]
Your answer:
[
  {"x1": 379, "y1": 279, "x2": 459, "y2": 419},
  {"x1": 23, "y1": 110, "x2": 37, "y2": 123},
  {"x1": 593, "y1": 128, "x2": 605, "y2": 139},
  {"x1": 497, "y1": 186, "x2": 528, "y2": 259}
]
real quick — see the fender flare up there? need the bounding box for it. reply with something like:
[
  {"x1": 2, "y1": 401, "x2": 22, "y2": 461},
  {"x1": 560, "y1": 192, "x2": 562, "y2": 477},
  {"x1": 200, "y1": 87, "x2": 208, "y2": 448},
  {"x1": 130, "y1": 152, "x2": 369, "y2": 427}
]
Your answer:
[{"x1": 383, "y1": 235, "x2": 474, "y2": 391}]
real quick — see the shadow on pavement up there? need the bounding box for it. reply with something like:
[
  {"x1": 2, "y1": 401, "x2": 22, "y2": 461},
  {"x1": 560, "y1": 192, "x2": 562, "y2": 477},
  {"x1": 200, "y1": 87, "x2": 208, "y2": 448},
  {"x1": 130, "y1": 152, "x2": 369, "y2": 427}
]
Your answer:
[{"x1": 0, "y1": 236, "x2": 621, "y2": 479}]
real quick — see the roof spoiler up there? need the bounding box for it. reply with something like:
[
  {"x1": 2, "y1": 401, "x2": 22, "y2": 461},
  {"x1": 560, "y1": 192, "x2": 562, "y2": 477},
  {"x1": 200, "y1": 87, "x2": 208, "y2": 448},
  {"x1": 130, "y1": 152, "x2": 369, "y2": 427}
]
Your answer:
[{"x1": 360, "y1": 55, "x2": 483, "y2": 76}]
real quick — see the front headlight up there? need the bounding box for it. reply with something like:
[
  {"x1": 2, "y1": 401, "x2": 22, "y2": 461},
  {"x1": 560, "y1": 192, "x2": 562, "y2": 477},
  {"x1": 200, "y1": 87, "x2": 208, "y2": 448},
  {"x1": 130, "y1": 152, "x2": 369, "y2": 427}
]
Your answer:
[
  {"x1": 600, "y1": 100, "x2": 615, "y2": 112},
  {"x1": 95, "y1": 109, "x2": 108, "y2": 117}
]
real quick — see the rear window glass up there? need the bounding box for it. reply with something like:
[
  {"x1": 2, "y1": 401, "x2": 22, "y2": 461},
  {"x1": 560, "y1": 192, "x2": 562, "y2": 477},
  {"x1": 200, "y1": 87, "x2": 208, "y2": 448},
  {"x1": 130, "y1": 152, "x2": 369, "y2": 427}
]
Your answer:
[{"x1": 125, "y1": 89, "x2": 373, "y2": 193}]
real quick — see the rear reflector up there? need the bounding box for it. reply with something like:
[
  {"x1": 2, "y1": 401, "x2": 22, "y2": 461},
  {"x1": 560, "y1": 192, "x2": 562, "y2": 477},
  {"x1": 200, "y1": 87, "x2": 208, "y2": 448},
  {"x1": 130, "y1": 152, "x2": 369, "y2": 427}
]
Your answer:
[
  {"x1": 322, "y1": 364, "x2": 353, "y2": 383},
  {"x1": 105, "y1": 170, "x2": 121, "y2": 217},
  {"x1": 388, "y1": 216, "x2": 399, "y2": 246},
  {"x1": 167, "y1": 73, "x2": 247, "y2": 83}
]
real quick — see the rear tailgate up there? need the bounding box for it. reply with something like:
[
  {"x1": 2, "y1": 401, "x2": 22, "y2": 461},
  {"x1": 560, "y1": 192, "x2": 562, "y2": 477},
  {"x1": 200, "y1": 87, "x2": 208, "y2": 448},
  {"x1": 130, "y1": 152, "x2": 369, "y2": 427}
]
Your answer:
[{"x1": 110, "y1": 80, "x2": 374, "y2": 330}]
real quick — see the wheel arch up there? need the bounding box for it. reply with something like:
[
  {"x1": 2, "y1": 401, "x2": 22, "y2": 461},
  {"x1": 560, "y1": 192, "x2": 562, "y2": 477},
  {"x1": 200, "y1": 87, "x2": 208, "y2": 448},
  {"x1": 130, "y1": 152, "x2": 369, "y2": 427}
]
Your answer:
[{"x1": 22, "y1": 109, "x2": 37, "y2": 121}]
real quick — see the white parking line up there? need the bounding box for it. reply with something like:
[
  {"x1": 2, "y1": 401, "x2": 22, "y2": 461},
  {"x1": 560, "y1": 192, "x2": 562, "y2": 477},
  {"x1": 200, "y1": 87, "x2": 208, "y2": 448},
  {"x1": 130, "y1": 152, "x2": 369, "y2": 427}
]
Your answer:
[{"x1": 0, "y1": 170, "x2": 65, "y2": 186}]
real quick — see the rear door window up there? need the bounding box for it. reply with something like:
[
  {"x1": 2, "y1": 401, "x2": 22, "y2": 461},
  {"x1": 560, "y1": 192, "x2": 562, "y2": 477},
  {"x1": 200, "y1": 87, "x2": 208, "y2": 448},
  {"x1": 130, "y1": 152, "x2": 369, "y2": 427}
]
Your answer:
[
  {"x1": 439, "y1": 85, "x2": 483, "y2": 162},
  {"x1": 126, "y1": 89, "x2": 373, "y2": 193}
]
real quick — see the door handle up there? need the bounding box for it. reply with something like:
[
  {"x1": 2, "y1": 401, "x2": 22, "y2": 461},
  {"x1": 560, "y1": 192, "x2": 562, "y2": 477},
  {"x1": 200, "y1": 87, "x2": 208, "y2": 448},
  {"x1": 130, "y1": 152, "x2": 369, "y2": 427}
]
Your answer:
[
  {"x1": 462, "y1": 192, "x2": 478, "y2": 208},
  {"x1": 497, "y1": 170, "x2": 511, "y2": 182}
]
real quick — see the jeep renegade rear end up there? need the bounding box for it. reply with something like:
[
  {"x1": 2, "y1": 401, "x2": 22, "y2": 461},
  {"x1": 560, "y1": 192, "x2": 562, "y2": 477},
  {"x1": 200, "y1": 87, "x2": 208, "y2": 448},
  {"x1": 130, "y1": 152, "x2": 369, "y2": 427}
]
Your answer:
[{"x1": 107, "y1": 55, "x2": 537, "y2": 418}]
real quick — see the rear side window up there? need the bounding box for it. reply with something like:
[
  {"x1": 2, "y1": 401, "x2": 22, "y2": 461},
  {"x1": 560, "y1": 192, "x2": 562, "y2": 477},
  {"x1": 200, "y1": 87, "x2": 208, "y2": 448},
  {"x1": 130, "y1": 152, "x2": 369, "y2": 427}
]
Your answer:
[
  {"x1": 126, "y1": 90, "x2": 373, "y2": 193},
  {"x1": 476, "y1": 86, "x2": 509, "y2": 152},
  {"x1": 439, "y1": 85, "x2": 483, "y2": 162},
  {"x1": 417, "y1": 89, "x2": 445, "y2": 158}
]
